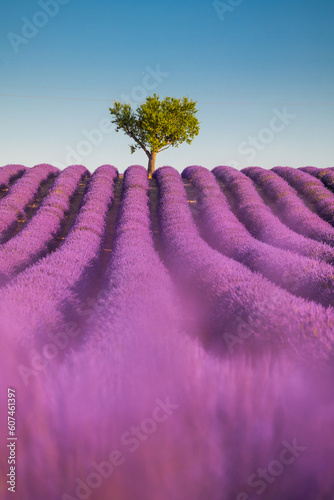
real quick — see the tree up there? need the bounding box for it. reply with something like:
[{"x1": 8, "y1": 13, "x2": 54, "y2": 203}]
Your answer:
[{"x1": 109, "y1": 94, "x2": 200, "y2": 176}]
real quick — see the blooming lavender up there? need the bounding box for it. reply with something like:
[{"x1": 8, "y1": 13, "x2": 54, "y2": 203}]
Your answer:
[
  {"x1": 273, "y1": 166, "x2": 334, "y2": 227},
  {"x1": 183, "y1": 165, "x2": 334, "y2": 307},
  {"x1": 243, "y1": 166, "x2": 334, "y2": 246},
  {"x1": 299, "y1": 166, "x2": 322, "y2": 176},
  {"x1": 0, "y1": 165, "x2": 88, "y2": 285},
  {"x1": 0, "y1": 165, "x2": 117, "y2": 345},
  {"x1": 0, "y1": 163, "x2": 58, "y2": 241},
  {"x1": 155, "y1": 166, "x2": 334, "y2": 364},
  {"x1": 300, "y1": 166, "x2": 334, "y2": 198},
  {"x1": 84, "y1": 165, "x2": 180, "y2": 342},
  {"x1": 0, "y1": 164, "x2": 26, "y2": 188},
  {"x1": 213, "y1": 165, "x2": 334, "y2": 264},
  {"x1": 1, "y1": 165, "x2": 334, "y2": 500}
]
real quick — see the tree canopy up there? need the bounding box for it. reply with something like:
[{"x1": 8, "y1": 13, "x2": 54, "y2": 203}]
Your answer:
[{"x1": 109, "y1": 94, "x2": 200, "y2": 176}]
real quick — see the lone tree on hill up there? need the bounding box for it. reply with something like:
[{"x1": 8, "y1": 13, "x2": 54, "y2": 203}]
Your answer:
[{"x1": 109, "y1": 94, "x2": 200, "y2": 176}]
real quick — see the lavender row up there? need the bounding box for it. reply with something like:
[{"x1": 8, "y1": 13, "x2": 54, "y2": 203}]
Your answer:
[
  {"x1": 155, "y1": 166, "x2": 334, "y2": 363},
  {"x1": 300, "y1": 166, "x2": 334, "y2": 195},
  {"x1": 299, "y1": 166, "x2": 323, "y2": 176},
  {"x1": 0, "y1": 164, "x2": 26, "y2": 188},
  {"x1": 242, "y1": 166, "x2": 334, "y2": 246},
  {"x1": 0, "y1": 163, "x2": 59, "y2": 241},
  {"x1": 272, "y1": 166, "x2": 334, "y2": 228},
  {"x1": 45, "y1": 166, "x2": 192, "y2": 497},
  {"x1": 212, "y1": 166, "x2": 334, "y2": 264},
  {"x1": 0, "y1": 165, "x2": 88, "y2": 284},
  {"x1": 182, "y1": 166, "x2": 334, "y2": 307},
  {"x1": 0, "y1": 165, "x2": 117, "y2": 345},
  {"x1": 85, "y1": 164, "x2": 179, "y2": 342}
]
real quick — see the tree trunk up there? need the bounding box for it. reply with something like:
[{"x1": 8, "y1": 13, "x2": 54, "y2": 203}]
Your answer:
[{"x1": 147, "y1": 152, "x2": 157, "y2": 178}]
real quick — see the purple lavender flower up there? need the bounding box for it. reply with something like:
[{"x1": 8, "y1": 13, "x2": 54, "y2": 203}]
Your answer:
[
  {"x1": 0, "y1": 165, "x2": 88, "y2": 284},
  {"x1": 272, "y1": 166, "x2": 334, "y2": 228},
  {"x1": 213, "y1": 165, "x2": 334, "y2": 263},
  {"x1": 183, "y1": 165, "x2": 334, "y2": 307},
  {"x1": 0, "y1": 163, "x2": 58, "y2": 241},
  {"x1": 243, "y1": 166, "x2": 334, "y2": 245}
]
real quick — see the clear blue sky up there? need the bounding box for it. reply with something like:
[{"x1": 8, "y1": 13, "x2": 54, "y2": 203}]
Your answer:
[{"x1": 1, "y1": 0, "x2": 333, "y2": 172}]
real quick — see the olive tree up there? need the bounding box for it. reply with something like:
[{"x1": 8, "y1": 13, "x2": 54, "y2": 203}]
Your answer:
[{"x1": 109, "y1": 94, "x2": 200, "y2": 176}]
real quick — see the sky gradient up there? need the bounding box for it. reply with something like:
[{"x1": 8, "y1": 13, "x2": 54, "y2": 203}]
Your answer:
[{"x1": 1, "y1": 0, "x2": 333, "y2": 172}]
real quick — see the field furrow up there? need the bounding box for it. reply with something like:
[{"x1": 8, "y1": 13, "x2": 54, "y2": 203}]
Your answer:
[
  {"x1": 0, "y1": 164, "x2": 58, "y2": 243},
  {"x1": 98, "y1": 175, "x2": 123, "y2": 275},
  {"x1": 148, "y1": 177, "x2": 164, "y2": 256}
]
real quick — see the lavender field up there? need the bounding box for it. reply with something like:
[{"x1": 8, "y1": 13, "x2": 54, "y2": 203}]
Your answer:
[{"x1": 0, "y1": 163, "x2": 334, "y2": 500}]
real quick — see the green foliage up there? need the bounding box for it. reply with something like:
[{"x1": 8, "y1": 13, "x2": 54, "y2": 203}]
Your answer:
[{"x1": 109, "y1": 94, "x2": 200, "y2": 157}]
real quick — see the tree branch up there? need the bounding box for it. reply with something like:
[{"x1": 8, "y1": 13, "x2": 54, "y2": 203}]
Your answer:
[
  {"x1": 157, "y1": 143, "x2": 173, "y2": 153},
  {"x1": 124, "y1": 124, "x2": 150, "y2": 156}
]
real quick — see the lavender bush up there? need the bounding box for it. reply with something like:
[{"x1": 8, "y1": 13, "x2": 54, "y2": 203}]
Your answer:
[
  {"x1": 213, "y1": 165, "x2": 334, "y2": 263},
  {"x1": 183, "y1": 165, "x2": 334, "y2": 307},
  {"x1": 0, "y1": 165, "x2": 88, "y2": 284},
  {"x1": 0, "y1": 163, "x2": 58, "y2": 241},
  {"x1": 273, "y1": 166, "x2": 334, "y2": 228},
  {"x1": 155, "y1": 166, "x2": 334, "y2": 364},
  {"x1": 0, "y1": 164, "x2": 26, "y2": 188},
  {"x1": 0, "y1": 165, "x2": 117, "y2": 345},
  {"x1": 300, "y1": 167, "x2": 334, "y2": 197},
  {"x1": 243, "y1": 166, "x2": 334, "y2": 246}
]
